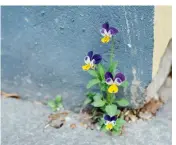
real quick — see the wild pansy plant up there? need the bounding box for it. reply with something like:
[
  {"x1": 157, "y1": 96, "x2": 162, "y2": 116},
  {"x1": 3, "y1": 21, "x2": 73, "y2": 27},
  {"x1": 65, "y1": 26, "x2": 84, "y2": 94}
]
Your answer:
[{"x1": 82, "y1": 22, "x2": 129, "y2": 135}]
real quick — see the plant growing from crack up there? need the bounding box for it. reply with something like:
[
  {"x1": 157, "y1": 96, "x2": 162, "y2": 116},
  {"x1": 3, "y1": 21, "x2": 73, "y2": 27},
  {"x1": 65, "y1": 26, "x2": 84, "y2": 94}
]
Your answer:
[
  {"x1": 48, "y1": 95, "x2": 64, "y2": 112},
  {"x1": 82, "y1": 22, "x2": 129, "y2": 135}
]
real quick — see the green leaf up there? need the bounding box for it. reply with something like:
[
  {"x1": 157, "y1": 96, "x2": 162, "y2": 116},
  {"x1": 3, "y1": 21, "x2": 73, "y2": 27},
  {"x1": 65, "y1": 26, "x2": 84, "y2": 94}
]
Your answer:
[
  {"x1": 52, "y1": 107, "x2": 58, "y2": 112},
  {"x1": 85, "y1": 92, "x2": 96, "y2": 99},
  {"x1": 117, "y1": 98, "x2": 129, "y2": 107},
  {"x1": 108, "y1": 61, "x2": 118, "y2": 74},
  {"x1": 98, "y1": 118, "x2": 105, "y2": 126},
  {"x1": 97, "y1": 64, "x2": 105, "y2": 81},
  {"x1": 48, "y1": 100, "x2": 56, "y2": 109},
  {"x1": 120, "y1": 80, "x2": 129, "y2": 88},
  {"x1": 58, "y1": 104, "x2": 63, "y2": 108},
  {"x1": 86, "y1": 79, "x2": 100, "y2": 89},
  {"x1": 92, "y1": 100, "x2": 106, "y2": 107},
  {"x1": 100, "y1": 83, "x2": 107, "y2": 91},
  {"x1": 105, "y1": 104, "x2": 118, "y2": 117},
  {"x1": 112, "y1": 129, "x2": 121, "y2": 135},
  {"x1": 88, "y1": 70, "x2": 98, "y2": 77},
  {"x1": 116, "y1": 109, "x2": 121, "y2": 115},
  {"x1": 93, "y1": 93, "x2": 102, "y2": 101},
  {"x1": 100, "y1": 125, "x2": 107, "y2": 132},
  {"x1": 116, "y1": 118, "x2": 126, "y2": 127},
  {"x1": 55, "y1": 95, "x2": 62, "y2": 103},
  {"x1": 83, "y1": 98, "x2": 92, "y2": 105}
]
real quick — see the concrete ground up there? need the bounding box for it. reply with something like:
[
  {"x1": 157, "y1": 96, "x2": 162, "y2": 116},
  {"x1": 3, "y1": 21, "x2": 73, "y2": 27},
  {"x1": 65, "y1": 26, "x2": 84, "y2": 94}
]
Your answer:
[{"x1": 1, "y1": 90, "x2": 172, "y2": 145}]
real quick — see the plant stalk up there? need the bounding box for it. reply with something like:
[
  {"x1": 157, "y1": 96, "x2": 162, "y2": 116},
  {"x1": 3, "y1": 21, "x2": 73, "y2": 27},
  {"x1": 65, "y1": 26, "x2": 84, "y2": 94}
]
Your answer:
[{"x1": 110, "y1": 37, "x2": 115, "y2": 67}]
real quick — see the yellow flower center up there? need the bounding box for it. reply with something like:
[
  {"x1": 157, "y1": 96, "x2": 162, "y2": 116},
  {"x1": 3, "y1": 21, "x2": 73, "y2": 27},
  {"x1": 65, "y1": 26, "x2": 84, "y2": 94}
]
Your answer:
[
  {"x1": 101, "y1": 35, "x2": 111, "y2": 43},
  {"x1": 108, "y1": 84, "x2": 118, "y2": 93},
  {"x1": 82, "y1": 63, "x2": 91, "y2": 71},
  {"x1": 106, "y1": 123, "x2": 113, "y2": 130}
]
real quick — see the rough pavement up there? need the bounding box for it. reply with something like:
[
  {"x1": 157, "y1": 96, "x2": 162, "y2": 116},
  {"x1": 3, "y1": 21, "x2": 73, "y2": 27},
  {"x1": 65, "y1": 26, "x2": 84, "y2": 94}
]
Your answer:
[{"x1": 1, "y1": 94, "x2": 171, "y2": 145}]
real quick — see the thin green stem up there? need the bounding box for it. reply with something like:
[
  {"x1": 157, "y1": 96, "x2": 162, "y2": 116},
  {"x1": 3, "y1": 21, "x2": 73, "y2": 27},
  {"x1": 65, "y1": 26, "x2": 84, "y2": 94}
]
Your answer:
[
  {"x1": 107, "y1": 93, "x2": 115, "y2": 105},
  {"x1": 110, "y1": 37, "x2": 115, "y2": 66},
  {"x1": 107, "y1": 92, "x2": 111, "y2": 104}
]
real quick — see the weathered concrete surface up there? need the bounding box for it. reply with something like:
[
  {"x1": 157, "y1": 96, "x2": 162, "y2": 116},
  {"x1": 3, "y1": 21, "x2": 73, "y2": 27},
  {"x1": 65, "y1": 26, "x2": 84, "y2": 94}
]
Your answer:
[
  {"x1": 1, "y1": 6, "x2": 154, "y2": 109},
  {"x1": 1, "y1": 92, "x2": 171, "y2": 145}
]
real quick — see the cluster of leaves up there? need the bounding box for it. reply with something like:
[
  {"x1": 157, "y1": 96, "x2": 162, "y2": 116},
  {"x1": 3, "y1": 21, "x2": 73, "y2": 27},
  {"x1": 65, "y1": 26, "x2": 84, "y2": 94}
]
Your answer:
[
  {"x1": 48, "y1": 95, "x2": 63, "y2": 112},
  {"x1": 83, "y1": 54, "x2": 129, "y2": 135},
  {"x1": 99, "y1": 116, "x2": 126, "y2": 135}
]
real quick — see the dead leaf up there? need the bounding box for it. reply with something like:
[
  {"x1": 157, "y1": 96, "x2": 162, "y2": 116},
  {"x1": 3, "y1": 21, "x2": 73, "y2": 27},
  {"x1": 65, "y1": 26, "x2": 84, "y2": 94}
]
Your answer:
[
  {"x1": 128, "y1": 114, "x2": 138, "y2": 122},
  {"x1": 80, "y1": 122, "x2": 88, "y2": 129},
  {"x1": 139, "y1": 112, "x2": 153, "y2": 120},
  {"x1": 48, "y1": 111, "x2": 69, "y2": 120},
  {"x1": 46, "y1": 111, "x2": 69, "y2": 130},
  {"x1": 70, "y1": 124, "x2": 76, "y2": 129},
  {"x1": 50, "y1": 122, "x2": 64, "y2": 129},
  {"x1": 1, "y1": 91, "x2": 20, "y2": 99},
  {"x1": 33, "y1": 101, "x2": 43, "y2": 105},
  {"x1": 140, "y1": 99, "x2": 163, "y2": 115}
]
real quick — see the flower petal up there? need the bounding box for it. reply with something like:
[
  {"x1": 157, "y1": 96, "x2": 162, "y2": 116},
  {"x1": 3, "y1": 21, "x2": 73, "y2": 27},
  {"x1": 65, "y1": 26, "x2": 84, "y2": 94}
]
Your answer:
[
  {"x1": 87, "y1": 51, "x2": 93, "y2": 60},
  {"x1": 114, "y1": 73, "x2": 125, "y2": 85},
  {"x1": 92, "y1": 54, "x2": 102, "y2": 64},
  {"x1": 105, "y1": 72, "x2": 113, "y2": 85},
  {"x1": 109, "y1": 27, "x2": 118, "y2": 35},
  {"x1": 108, "y1": 84, "x2": 118, "y2": 93},
  {"x1": 104, "y1": 115, "x2": 111, "y2": 121},
  {"x1": 106, "y1": 123, "x2": 113, "y2": 130},
  {"x1": 110, "y1": 116, "x2": 117, "y2": 121},
  {"x1": 82, "y1": 64, "x2": 91, "y2": 71},
  {"x1": 101, "y1": 36, "x2": 111, "y2": 43},
  {"x1": 102, "y1": 22, "x2": 109, "y2": 31},
  {"x1": 84, "y1": 56, "x2": 90, "y2": 64},
  {"x1": 100, "y1": 28, "x2": 108, "y2": 36}
]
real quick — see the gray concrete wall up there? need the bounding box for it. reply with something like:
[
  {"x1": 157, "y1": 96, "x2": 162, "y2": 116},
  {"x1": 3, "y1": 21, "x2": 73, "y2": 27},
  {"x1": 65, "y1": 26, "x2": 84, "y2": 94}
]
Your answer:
[{"x1": 1, "y1": 6, "x2": 154, "y2": 109}]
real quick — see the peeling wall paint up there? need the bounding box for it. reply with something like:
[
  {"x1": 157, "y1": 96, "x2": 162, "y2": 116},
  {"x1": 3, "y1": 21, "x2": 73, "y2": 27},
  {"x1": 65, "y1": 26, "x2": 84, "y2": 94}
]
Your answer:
[
  {"x1": 1, "y1": 6, "x2": 154, "y2": 109},
  {"x1": 130, "y1": 67, "x2": 145, "y2": 107}
]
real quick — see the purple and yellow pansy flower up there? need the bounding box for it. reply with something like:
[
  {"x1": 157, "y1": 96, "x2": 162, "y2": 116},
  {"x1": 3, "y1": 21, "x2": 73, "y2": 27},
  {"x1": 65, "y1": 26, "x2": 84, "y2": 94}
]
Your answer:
[
  {"x1": 105, "y1": 72, "x2": 125, "y2": 93},
  {"x1": 100, "y1": 22, "x2": 118, "y2": 43},
  {"x1": 82, "y1": 51, "x2": 102, "y2": 71},
  {"x1": 104, "y1": 114, "x2": 117, "y2": 130}
]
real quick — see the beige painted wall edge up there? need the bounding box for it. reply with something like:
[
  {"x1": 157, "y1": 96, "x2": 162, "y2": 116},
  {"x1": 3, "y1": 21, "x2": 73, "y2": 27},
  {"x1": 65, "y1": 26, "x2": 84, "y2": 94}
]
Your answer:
[{"x1": 152, "y1": 6, "x2": 172, "y2": 78}]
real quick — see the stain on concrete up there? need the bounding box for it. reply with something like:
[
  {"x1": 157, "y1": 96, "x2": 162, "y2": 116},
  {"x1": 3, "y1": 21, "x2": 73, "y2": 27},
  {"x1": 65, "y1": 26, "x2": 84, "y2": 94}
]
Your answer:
[{"x1": 130, "y1": 67, "x2": 145, "y2": 107}]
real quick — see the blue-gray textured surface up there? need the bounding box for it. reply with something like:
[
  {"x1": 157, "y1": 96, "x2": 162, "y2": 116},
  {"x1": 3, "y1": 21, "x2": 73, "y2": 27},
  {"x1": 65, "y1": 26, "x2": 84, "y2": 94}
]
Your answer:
[{"x1": 1, "y1": 6, "x2": 154, "y2": 109}]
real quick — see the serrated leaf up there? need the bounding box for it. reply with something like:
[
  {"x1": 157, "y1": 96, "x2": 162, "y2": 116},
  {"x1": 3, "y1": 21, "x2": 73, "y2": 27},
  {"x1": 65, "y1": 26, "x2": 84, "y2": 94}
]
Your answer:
[
  {"x1": 83, "y1": 98, "x2": 92, "y2": 105},
  {"x1": 86, "y1": 79, "x2": 100, "y2": 89},
  {"x1": 88, "y1": 70, "x2": 98, "y2": 77},
  {"x1": 105, "y1": 104, "x2": 118, "y2": 117},
  {"x1": 93, "y1": 93, "x2": 102, "y2": 101},
  {"x1": 97, "y1": 64, "x2": 105, "y2": 81},
  {"x1": 92, "y1": 100, "x2": 106, "y2": 107},
  {"x1": 117, "y1": 98, "x2": 129, "y2": 107},
  {"x1": 55, "y1": 95, "x2": 62, "y2": 103},
  {"x1": 120, "y1": 80, "x2": 129, "y2": 88}
]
